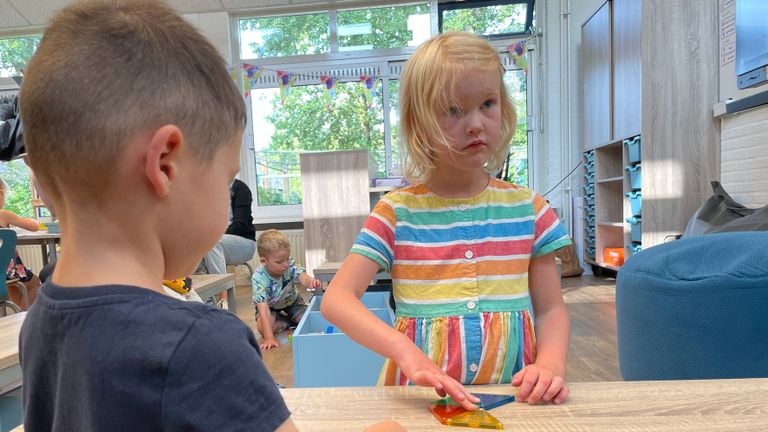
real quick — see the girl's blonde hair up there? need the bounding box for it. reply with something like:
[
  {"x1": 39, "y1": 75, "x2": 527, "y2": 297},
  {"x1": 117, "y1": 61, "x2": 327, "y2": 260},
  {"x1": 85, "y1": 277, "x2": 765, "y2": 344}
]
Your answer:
[{"x1": 399, "y1": 32, "x2": 517, "y2": 183}]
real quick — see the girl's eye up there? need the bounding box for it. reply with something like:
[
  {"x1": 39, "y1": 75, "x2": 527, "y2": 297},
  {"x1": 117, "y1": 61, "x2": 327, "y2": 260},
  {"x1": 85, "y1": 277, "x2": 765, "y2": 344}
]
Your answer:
[
  {"x1": 448, "y1": 106, "x2": 463, "y2": 117},
  {"x1": 481, "y1": 99, "x2": 494, "y2": 109}
]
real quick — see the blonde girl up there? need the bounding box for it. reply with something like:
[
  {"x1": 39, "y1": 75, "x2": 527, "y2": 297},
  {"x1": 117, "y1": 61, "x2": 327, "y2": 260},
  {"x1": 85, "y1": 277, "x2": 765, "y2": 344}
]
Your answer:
[{"x1": 1, "y1": 177, "x2": 41, "y2": 309}]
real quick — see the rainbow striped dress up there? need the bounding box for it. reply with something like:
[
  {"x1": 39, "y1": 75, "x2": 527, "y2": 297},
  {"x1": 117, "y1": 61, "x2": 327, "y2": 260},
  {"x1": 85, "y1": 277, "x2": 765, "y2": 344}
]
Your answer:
[{"x1": 351, "y1": 178, "x2": 570, "y2": 385}]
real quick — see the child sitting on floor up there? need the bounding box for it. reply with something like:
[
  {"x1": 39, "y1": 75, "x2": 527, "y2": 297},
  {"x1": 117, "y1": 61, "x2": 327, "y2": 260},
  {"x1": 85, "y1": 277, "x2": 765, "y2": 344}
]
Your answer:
[{"x1": 252, "y1": 229, "x2": 321, "y2": 350}]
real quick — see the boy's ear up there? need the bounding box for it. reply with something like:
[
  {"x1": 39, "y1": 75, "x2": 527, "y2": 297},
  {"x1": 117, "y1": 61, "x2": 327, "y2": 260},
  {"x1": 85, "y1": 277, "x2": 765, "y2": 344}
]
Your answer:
[
  {"x1": 259, "y1": 257, "x2": 267, "y2": 265},
  {"x1": 145, "y1": 125, "x2": 184, "y2": 198}
]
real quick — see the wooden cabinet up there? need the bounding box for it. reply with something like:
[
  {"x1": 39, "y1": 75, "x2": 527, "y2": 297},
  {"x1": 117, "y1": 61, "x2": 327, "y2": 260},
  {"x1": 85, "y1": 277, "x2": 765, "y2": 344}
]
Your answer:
[
  {"x1": 582, "y1": 1, "x2": 612, "y2": 150},
  {"x1": 581, "y1": 0, "x2": 720, "y2": 273},
  {"x1": 300, "y1": 149, "x2": 375, "y2": 275}
]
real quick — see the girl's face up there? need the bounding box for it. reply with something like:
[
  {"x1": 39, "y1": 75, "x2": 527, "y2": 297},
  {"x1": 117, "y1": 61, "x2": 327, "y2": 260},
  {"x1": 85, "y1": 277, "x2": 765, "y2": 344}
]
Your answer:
[{"x1": 433, "y1": 68, "x2": 503, "y2": 177}]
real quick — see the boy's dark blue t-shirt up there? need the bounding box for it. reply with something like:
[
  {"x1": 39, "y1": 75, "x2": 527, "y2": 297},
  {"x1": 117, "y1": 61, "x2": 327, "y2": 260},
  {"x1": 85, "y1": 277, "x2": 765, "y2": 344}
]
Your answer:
[{"x1": 20, "y1": 282, "x2": 290, "y2": 431}]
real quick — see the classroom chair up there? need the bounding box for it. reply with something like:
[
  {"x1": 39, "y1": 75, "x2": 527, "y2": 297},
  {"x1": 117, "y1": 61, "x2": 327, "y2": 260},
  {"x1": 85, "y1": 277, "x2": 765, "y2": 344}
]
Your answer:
[
  {"x1": 0, "y1": 229, "x2": 27, "y2": 316},
  {"x1": 616, "y1": 231, "x2": 768, "y2": 380}
]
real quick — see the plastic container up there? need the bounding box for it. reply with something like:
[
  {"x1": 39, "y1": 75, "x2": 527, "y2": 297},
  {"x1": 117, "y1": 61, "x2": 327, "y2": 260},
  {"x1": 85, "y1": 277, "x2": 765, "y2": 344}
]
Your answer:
[
  {"x1": 603, "y1": 247, "x2": 625, "y2": 266},
  {"x1": 629, "y1": 242, "x2": 643, "y2": 253},
  {"x1": 625, "y1": 136, "x2": 641, "y2": 164},
  {"x1": 626, "y1": 217, "x2": 642, "y2": 243},
  {"x1": 293, "y1": 292, "x2": 394, "y2": 387},
  {"x1": 626, "y1": 191, "x2": 642, "y2": 216},
  {"x1": 586, "y1": 236, "x2": 596, "y2": 248},
  {"x1": 584, "y1": 150, "x2": 595, "y2": 164},
  {"x1": 583, "y1": 182, "x2": 595, "y2": 196},
  {"x1": 585, "y1": 160, "x2": 595, "y2": 175},
  {"x1": 585, "y1": 194, "x2": 595, "y2": 206},
  {"x1": 585, "y1": 225, "x2": 596, "y2": 237},
  {"x1": 586, "y1": 246, "x2": 596, "y2": 258},
  {"x1": 586, "y1": 214, "x2": 596, "y2": 226},
  {"x1": 625, "y1": 164, "x2": 642, "y2": 190},
  {"x1": 584, "y1": 172, "x2": 595, "y2": 185},
  {"x1": 585, "y1": 204, "x2": 595, "y2": 217}
]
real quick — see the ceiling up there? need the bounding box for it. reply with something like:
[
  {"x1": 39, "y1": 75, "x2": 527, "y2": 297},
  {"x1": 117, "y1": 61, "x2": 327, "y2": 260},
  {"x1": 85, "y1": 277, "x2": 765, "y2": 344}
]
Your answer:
[{"x1": 0, "y1": 0, "x2": 390, "y2": 33}]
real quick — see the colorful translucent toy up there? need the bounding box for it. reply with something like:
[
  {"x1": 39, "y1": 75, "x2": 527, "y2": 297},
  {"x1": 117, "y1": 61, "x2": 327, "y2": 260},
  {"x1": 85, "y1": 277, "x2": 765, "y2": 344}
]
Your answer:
[
  {"x1": 428, "y1": 394, "x2": 512, "y2": 429},
  {"x1": 446, "y1": 409, "x2": 503, "y2": 429},
  {"x1": 472, "y1": 393, "x2": 516, "y2": 410}
]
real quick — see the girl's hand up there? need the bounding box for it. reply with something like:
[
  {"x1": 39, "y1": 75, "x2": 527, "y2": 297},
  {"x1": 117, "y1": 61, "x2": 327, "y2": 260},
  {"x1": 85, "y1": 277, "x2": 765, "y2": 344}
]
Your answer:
[
  {"x1": 395, "y1": 346, "x2": 480, "y2": 410},
  {"x1": 260, "y1": 337, "x2": 279, "y2": 351},
  {"x1": 512, "y1": 364, "x2": 569, "y2": 405}
]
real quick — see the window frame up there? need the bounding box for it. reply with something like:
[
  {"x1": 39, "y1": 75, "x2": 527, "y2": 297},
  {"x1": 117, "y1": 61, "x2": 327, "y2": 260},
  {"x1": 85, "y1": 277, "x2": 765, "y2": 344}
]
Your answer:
[{"x1": 437, "y1": 0, "x2": 535, "y2": 39}]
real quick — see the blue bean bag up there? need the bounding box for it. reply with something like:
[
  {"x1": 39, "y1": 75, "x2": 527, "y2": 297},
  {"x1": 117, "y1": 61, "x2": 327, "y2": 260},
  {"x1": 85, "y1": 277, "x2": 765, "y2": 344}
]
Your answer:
[{"x1": 616, "y1": 231, "x2": 768, "y2": 380}]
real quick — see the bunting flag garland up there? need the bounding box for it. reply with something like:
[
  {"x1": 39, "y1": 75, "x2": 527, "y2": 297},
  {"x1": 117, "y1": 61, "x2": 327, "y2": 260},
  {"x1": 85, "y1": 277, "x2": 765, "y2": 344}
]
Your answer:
[
  {"x1": 359, "y1": 75, "x2": 378, "y2": 109},
  {"x1": 319, "y1": 75, "x2": 337, "y2": 108},
  {"x1": 241, "y1": 63, "x2": 263, "y2": 97},
  {"x1": 276, "y1": 70, "x2": 295, "y2": 105},
  {"x1": 507, "y1": 40, "x2": 528, "y2": 75}
]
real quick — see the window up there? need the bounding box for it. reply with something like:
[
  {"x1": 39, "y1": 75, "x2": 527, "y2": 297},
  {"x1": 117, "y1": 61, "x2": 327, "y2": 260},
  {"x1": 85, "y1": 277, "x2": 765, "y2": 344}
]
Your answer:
[
  {"x1": 237, "y1": 3, "x2": 535, "y2": 221},
  {"x1": 337, "y1": 4, "x2": 430, "y2": 51},
  {"x1": 239, "y1": 13, "x2": 330, "y2": 58},
  {"x1": 0, "y1": 35, "x2": 40, "y2": 77},
  {"x1": 439, "y1": 0, "x2": 535, "y2": 38}
]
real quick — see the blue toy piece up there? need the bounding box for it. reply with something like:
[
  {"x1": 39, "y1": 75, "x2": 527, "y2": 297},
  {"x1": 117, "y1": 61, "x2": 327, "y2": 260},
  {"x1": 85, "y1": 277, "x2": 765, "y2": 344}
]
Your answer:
[{"x1": 472, "y1": 393, "x2": 516, "y2": 410}]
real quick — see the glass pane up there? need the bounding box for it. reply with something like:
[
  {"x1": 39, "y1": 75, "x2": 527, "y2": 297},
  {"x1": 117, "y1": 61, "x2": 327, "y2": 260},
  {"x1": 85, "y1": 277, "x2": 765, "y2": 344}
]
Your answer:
[
  {"x1": 503, "y1": 70, "x2": 528, "y2": 187},
  {"x1": 442, "y1": 4, "x2": 528, "y2": 36},
  {"x1": 250, "y1": 80, "x2": 385, "y2": 206},
  {"x1": 239, "y1": 14, "x2": 329, "y2": 58},
  {"x1": 338, "y1": 4, "x2": 430, "y2": 52},
  {"x1": 388, "y1": 79, "x2": 402, "y2": 177},
  {"x1": 0, "y1": 36, "x2": 41, "y2": 77},
  {"x1": 0, "y1": 159, "x2": 33, "y2": 218}
]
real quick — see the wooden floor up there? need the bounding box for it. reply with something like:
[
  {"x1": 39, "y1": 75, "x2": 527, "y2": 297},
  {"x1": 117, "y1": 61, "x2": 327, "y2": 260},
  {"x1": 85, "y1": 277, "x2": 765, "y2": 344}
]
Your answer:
[{"x1": 231, "y1": 274, "x2": 621, "y2": 387}]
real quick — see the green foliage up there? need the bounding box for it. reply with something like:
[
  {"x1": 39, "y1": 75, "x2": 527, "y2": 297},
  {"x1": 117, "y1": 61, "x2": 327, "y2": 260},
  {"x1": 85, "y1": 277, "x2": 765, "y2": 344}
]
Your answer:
[
  {"x1": 0, "y1": 36, "x2": 40, "y2": 75},
  {"x1": 240, "y1": 14, "x2": 329, "y2": 58},
  {"x1": 0, "y1": 160, "x2": 32, "y2": 217},
  {"x1": 338, "y1": 5, "x2": 429, "y2": 50},
  {"x1": 442, "y1": 4, "x2": 527, "y2": 35}
]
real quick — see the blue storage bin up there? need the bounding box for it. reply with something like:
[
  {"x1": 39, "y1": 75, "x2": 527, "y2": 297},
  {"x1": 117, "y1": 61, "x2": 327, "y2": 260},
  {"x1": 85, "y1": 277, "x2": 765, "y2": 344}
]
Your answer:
[
  {"x1": 584, "y1": 151, "x2": 595, "y2": 164},
  {"x1": 626, "y1": 217, "x2": 642, "y2": 243},
  {"x1": 585, "y1": 225, "x2": 596, "y2": 237},
  {"x1": 583, "y1": 182, "x2": 595, "y2": 195},
  {"x1": 585, "y1": 204, "x2": 595, "y2": 217},
  {"x1": 584, "y1": 172, "x2": 595, "y2": 184},
  {"x1": 626, "y1": 191, "x2": 642, "y2": 216},
  {"x1": 625, "y1": 164, "x2": 642, "y2": 190},
  {"x1": 629, "y1": 242, "x2": 642, "y2": 253},
  {"x1": 586, "y1": 246, "x2": 596, "y2": 258},
  {"x1": 625, "y1": 136, "x2": 641, "y2": 164},
  {"x1": 586, "y1": 214, "x2": 596, "y2": 225},
  {"x1": 293, "y1": 293, "x2": 394, "y2": 387},
  {"x1": 586, "y1": 236, "x2": 596, "y2": 247},
  {"x1": 584, "y1": 194, "x2": 595, "y2": 206},
  {"x1": 585, "y1": 160, "x2": 595, "y2": 175}
]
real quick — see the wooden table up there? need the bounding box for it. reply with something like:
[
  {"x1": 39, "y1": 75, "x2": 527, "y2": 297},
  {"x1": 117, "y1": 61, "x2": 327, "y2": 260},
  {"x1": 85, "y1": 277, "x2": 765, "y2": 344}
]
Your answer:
[
  {"x1": 191, "y1": 273, "x2": 237, "y2": 314},
  {"x1": 15, "y1": 231, "x2": 61, "y2": 266},
  {"x1": 280, "y1": 379, "x2": 768, "y2": 431},
  {"x1": 0, "y1": 313, "x2": 25, "y2": 396}
]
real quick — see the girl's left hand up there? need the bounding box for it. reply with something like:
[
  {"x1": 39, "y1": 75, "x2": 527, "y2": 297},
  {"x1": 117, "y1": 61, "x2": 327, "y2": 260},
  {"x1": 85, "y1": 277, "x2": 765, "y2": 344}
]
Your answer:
[{"x1": 511, "y1": 364, "x2": 569, "y2": 405}]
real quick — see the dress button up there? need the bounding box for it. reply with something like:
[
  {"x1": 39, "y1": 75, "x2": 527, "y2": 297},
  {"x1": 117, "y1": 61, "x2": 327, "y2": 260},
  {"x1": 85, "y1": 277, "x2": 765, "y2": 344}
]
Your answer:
[
  {"x1": 467, "y1": 301, "x2": 476, "y2": 310},
  {"x1": 469, "y1": 363, "x2": 478, "y2": 372},
  {"x1": 464, "y1": 250, "x2": 474, "y2": 259},
  {"x1": 459, "y1": 204, "x2": 468, "y2": 211}
]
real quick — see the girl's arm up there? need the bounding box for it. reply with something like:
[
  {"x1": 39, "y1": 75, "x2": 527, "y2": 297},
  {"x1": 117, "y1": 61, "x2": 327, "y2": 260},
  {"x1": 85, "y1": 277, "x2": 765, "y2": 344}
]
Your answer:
[
  {"x1": 512, "y1": 252, "x2": 570, "y2": 404},
  {"x1": 321, "y1": 253, "x2": 479, "y2": 410},
  {"x1": 0, "y1": 210, "x2": 39, "y2": 231}
]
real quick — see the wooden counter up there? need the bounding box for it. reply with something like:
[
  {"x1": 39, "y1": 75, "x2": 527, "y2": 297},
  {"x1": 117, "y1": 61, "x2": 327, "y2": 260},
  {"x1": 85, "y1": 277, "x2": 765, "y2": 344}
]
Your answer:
[
  {"x1": 0, "y1": 313, "x2": 25, "y2": 395},
  {"x1": 280, "y1": 379, "x2": 768, "y2": 431}
]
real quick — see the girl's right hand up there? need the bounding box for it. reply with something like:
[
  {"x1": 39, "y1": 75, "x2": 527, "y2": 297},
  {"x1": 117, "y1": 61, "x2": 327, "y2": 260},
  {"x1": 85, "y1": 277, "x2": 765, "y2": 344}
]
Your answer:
[{"x1": 394, "y1": 345, "x2": 479, "y2": 410}]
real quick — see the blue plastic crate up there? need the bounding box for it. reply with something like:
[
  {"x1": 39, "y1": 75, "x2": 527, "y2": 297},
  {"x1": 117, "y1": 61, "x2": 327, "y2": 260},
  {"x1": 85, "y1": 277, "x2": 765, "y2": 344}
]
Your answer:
[
  {"x1": 586, "y1": 214, "x2": 596, "y2": 225},
  {"x1": 293, "y1": 292, "x2": 394, "y2": 387},
  {"x1": 626, "y1": 191, "x2": 642, "y2": 216},
  {"x1": 626, "y1": 217, "x2": 642, "y2": 243},
  {"x1": 586, "y1": 246, "x2": 596, "y2": 258},
  {"x1": 584, "y1": 151, "x2": 595, "y2": 164},
  {"x1": 584, "y1": 172, "x2": 595, "y2": 184},
  {"x1": 585, "y1": 204, "x2": 595, "y2": 217},
  {"x1": 585, "y1": 160, "x2": 595, "y2": 175},
  {"x1": 584, "y1": 194, "x2": 595, "y2": 206},
  {"x1": 585, "y1": 225, "x2": 596, "y2": 237},
  {"x1": 586, "y1": 236, "x2": 596, "y2": 247},
  {"x1": 625, "y1": 164, "x2": 642, "y2": 190},
  {"x1": 624, "y1": 136, "x2": 641, "y2": 164},
  {"x1": 583, "y1": 183, "x2": 595, "y2": 196},
  {"x1": 629, "y1": 242, "x2": 642, "y2": 253}
]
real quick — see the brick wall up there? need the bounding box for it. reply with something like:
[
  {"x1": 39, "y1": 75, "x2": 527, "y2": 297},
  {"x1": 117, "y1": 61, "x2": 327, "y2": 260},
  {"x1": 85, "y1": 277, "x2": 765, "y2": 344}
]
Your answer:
[{"x1": 720, "y1": 104, "x2": 768, "y2": 208}]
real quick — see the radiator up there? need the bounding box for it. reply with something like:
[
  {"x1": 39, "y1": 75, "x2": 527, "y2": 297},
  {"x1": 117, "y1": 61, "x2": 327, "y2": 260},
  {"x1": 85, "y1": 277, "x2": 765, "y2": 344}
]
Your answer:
[{"x1": 17, "y1": 245, "x2": 45, "y2": 275}]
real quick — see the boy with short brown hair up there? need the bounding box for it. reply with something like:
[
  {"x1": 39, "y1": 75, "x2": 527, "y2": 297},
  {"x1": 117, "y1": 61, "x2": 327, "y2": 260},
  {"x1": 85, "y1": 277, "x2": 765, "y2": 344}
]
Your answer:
[{"x1": 19, "y1": 1, "x2": 295, "y2": 430}]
